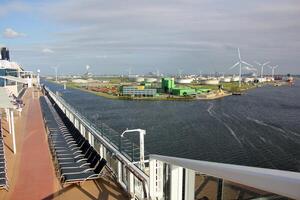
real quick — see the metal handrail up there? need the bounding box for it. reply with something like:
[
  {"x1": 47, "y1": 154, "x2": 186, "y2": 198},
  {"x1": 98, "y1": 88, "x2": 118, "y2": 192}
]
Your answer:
[
  {"x1": 49, "y1": 89, "x2": 143, "y2": 158},
  {"x1": 44, "y1": 86, "x2": 150, "y2": 187},
  {"x1": 150, "y1": 154, "x2": 300, "y2": 199}
]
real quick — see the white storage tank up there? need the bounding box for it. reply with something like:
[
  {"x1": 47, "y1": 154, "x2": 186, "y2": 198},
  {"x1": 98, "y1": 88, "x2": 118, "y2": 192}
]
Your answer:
[
  {"x1": 221, "y1": 77, "x2": 231, "y2": 83},
  {"x1": 243, "y1": 77, "x2": 255, "y2": 83},
  {"x1": 145, "y1": 77, "x2": 157, "y2": 83},
  {"x1": 175, "y1": 78, "x2": 193, "y2": 84},
  {"x1": 231, "y1": 76, "x2": 240, "y2": 82},
  {"x1": 256, "y1": 77, "x2": 267, "y2": 83},
  {"x1": 265, "y1": 77, "x2": 274, "y2": 82},
  {"x1": 203, "y1": 79, "x2": 220, "y2": 85},
  {"x1": 132, "y1": 77, "x2": 144, "y2": 82}
]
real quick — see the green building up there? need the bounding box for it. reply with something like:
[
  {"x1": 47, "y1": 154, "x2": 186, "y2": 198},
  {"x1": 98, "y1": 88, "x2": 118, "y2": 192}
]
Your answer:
[
  {"x1": 161, "y1": 78, "x2": 175, "y2": 93},
  {"x1": 171, "y1": 88, "x2": 196, "y2": 96}
]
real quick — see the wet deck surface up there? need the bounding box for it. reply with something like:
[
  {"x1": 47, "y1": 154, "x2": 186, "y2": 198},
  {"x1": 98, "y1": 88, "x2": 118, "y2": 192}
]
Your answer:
[{"x1": 0, "y1": 88, "x2": 129, "y2": 200}]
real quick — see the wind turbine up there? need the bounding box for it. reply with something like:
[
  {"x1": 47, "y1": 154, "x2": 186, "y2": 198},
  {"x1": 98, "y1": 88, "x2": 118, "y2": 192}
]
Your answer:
[
  {"x1": 86, "y1": 65, "x2": 90, "y2": 75},
  {"x1": 52, "y1": 66, "x2": 59, "y2": 82},
  {"x1": 178, "y1": 69, "x2": 183, "y2": 78},
  {"x1": 199, "y1": 70, "x2": 202, "y2": 77},
  {"x1": 86, "y1": 65, "x2": 90, "y2": 72},
  {"x1": 156, "y1": 68, "x2": 160, "y2": 77},
  {"x1": 268, "y1": 65, "x2": 278, "y2": 78},
  {"x1": 128, "y1": 67, "x2": 132, "y2": 76},
  {"x1": 229, "y1": 48, "x2": 253, "y2": 87},
  {"x1": 254, "y1": 61, "x2": 270, "y2": 78}
]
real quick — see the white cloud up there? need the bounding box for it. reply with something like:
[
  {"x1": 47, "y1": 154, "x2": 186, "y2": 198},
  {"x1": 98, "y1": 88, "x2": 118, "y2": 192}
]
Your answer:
[
  {"x1": 42, "y1": 48, "x2": 54, "y2": 53},
  {"x1": 3, "y1": 28, "x2": 26, "y2": 39}
]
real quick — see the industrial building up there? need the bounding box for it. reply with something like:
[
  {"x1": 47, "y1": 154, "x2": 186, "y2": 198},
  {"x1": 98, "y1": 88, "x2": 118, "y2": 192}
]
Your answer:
[
  {"x1": 196, "y1": 88, "x2": 211, "y2": 94},
  {"x1": 121, "y1": 85, "x2": 157, "y2": 97},
  {"x1": 171, "y1": 88, "x2": 196, "y2": 96},
  {"x1": 161, "y1": 77, "x2": 204, "y2": 96},
  {"x1": 161, "y1": 77, "x2": 175, "y2": 93}
]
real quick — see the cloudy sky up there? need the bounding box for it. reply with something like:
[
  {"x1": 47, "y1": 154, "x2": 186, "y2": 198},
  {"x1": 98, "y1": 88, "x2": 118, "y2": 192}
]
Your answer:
[{"x1": 1, "y1": 0, "x2": 300, "y2": 75}]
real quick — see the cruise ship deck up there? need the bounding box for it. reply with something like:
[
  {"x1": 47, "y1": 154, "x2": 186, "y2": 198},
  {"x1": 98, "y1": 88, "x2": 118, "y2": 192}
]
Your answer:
[{"x1": 0, "y1": 88, "x2": 129, "y2": 200}]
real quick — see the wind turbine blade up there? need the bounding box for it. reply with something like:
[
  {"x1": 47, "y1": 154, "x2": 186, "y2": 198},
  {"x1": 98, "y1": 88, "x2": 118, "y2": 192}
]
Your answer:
[
  {"x1": 229, "y1": 62, "x2": 239, "y2": 70},
  {"x1": 241, "y1": 61, "x2": 253, "y2": 67},
  {"x1": 263, "y1": 61, "x2": 270, "y2": 66},
  {"x1": 243, "y1": 66, "x2": 257, "y2": 71},
  {"x1": 238, "y1": 48, "x2": 241, "y2": 60}
]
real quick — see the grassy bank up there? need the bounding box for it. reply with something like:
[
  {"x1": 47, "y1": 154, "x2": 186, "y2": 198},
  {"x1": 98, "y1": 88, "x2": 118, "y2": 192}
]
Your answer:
[
  {"x1": 59, "y1": 81, "x2": 263, "y2": 101},
  {"x1": 66, "y1": 83, "x2": 120, "y2": 99}
]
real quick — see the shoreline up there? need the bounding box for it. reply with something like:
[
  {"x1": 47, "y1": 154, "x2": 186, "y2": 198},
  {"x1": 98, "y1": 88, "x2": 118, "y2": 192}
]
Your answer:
[
  {"x1": 51, "y1": 81, "x2": 289, "y2": 102},
  {"x1": 64, "y1": 83, "x2": 233, "y2": 101}
]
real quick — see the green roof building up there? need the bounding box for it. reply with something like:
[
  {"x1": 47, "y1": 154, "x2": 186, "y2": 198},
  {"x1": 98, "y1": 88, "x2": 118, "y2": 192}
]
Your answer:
[
  {"x1": 161, "y1": 78, "x2": 175, "y2": 93},
  {"x1": 171, "y1": 88, "x2": 196, "y2": 96}
]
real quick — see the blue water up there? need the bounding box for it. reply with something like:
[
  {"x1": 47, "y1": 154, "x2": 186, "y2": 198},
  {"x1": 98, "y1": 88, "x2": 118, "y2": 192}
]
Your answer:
[{"x1": 44, "y1": 81, "x2": 300, "y2": 172}]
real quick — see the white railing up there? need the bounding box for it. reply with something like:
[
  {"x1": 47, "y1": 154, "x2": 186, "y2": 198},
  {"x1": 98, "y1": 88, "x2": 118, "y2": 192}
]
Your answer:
[
  {"x1": 44, "y1": 86, "x2": 149, "y2": 199},
  {"x1": 149, "y1": 154, "x2": 300, "y2": 200}
]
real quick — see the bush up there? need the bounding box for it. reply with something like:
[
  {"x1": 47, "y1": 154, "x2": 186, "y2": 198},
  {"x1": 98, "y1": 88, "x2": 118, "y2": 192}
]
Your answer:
[{"x1": 230, "y1": 85, "x2": 241, "y2": 93}]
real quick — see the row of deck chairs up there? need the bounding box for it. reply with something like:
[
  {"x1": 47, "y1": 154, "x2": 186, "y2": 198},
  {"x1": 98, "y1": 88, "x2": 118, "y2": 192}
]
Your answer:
[
  {"x1": 0, "y1": 116, "x2": 8, "y2": 190},
  {"x1": 40, "y1": 96, "x2": 107, "y2": 185}
]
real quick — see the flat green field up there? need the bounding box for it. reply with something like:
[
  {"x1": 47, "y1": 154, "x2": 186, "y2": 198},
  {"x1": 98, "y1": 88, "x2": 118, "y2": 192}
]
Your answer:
[{"x1": 187, "y1": 82, "x2": 257, "y2": 92}]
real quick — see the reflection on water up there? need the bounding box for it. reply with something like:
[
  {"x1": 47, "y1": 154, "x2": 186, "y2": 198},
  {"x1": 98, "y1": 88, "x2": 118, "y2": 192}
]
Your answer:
[{"x1": 44, "y1": 81, "x2": 300, "y2": 172}]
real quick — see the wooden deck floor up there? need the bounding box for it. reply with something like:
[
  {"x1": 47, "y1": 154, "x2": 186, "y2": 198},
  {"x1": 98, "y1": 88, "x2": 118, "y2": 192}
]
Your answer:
[{"x1": 0, "y1": 88, "x2": 129, "y2": 200}]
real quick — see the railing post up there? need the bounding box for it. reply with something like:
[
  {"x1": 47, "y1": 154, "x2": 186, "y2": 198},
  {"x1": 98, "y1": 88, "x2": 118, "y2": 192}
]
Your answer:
[
  {"x1": 217, "y1": 178, "x2": 223, "y2": 200},
  {"x1": 170, "y1": 165, "x2": 183, "y2": 200},
  {"x1": 149, "y1": 159, "x2": 164, "y2": 199},
  {"x1": 6, "y1": 108, "x2": 12, "y2": 134},
  {"x1": 11, "y1": 110, "x2": 17, "y2": 154},
  {"x1": 120, "y1": 136, "x2": 122, "y2": 152},
  {"x1": 128, "y1": 172, "x2": 135, "y2": 199},
  {"x1": 99, "y1": 143, "x2": 104, "y2": 158},
  {"x1": 184, "y1": 169, "x2": 195, "y2": 200},
  {"x1": 88, "y1": 131, "x2": 94, "y2": 146},
  {"x1": 102, "y1": 146, "x2": 106, "y2": 159},
  {"x1": 118, "y1": 161, "x2": 122, "y2": 183},
  {"x1": 74, "y1": 118, "x2": 78, "y2": 129},
  {"x1": 132, "y1": 143, "x2": 134, "y2": 162},
  {"x1": 72, "y1": 114, "x2": 75, "y2": 124}
]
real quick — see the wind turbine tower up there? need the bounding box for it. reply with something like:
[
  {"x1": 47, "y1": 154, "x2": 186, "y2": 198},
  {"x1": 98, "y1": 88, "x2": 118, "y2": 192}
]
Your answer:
[
  {"x1": 229, "y1": 48, "x2": 252, "y2": 87},
  {"x1": 53, "y1": 66, "x2": 59, "y2": 82},
  {"x1": 255, "y1": 61, "x2": 270, "y2": 78},
  {"x1": 178, "y1": 69, "x2": 183, "y2": 78},
  {"x1": 128, "y1": 67, "x2": 132, "y2": 77},
  {"x1": 268, "y1": 65, "x2": 278, "y2": 78},
  {"x1": 86, "y1": 65, "x2": 90, "y2": 73},
  {"x1": 156, "y1": 68, "x2": 160, "y2": 77}
]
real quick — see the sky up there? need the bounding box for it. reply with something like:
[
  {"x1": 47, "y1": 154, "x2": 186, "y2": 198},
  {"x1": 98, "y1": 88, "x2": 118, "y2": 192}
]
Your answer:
[{"x1": 0, "y1": 0, "x2": 300, "y2": 75}]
